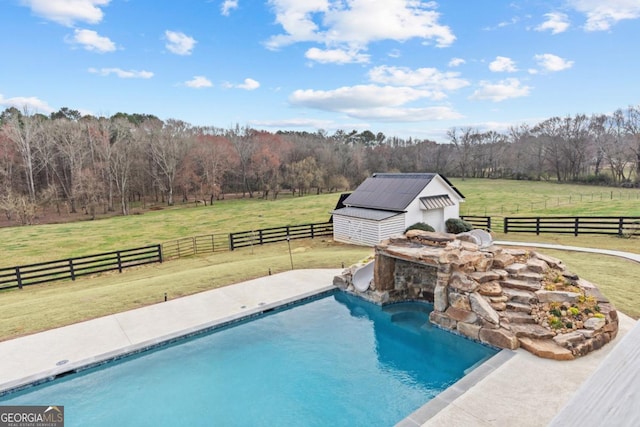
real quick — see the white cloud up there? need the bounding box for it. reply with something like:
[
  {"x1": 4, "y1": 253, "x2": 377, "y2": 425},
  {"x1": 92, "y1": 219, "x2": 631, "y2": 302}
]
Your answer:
[
  {"x1": 67, "y1": 29, "x2": 116, "y2": 53},
  {"x1": 290, "y1": 85, "x2": 433, "y2": 110},
  {"x1": 164, "y1": 30, "x2": 196, "y2": 55},
  {"x1": 0, "y1": 94, "x2": 54, "y2": 113},
  {"x1": 346, "y1": 106, "x2": 463, "y2": 122},
  {"x1": 489, "y1": 56, "x2": 518, "y2": 72},
  {"x1": 305, "y1": 47, "x2": 369, "y2": 64},
  {"x1": 535, "y1": 12, "x2": 570, "y2": 34},
  {"x1": 184, "y1": 76, "x2": 213, "y2": 88},
  {"x1": 252, "y1": 118, "x2": 334, "y2": 129},
  {"x1": 21, "y1": 0, "x2": 110, "y2": 26},
  {"x1": 221, "y1": 0, "x2": 238, "y2": 16},
  {"x1": 266, "y1": 0, "x2": 455, "y2": 63},
  {"x1": 568, "y1": 0, "x2": 640, "y2": 31},
  {"x1": 534, "y1": 53, "x2": 574, "y2": 71},
  {"x1": 368, "y1": 66, "x2": 469, "y2": 93},
  {"x1": 88, "y1": 67, "x2": 154, "y2": 78},
  {"x1": 223, "y1": 78, "x2": 260, "y2": 90},
  {"x1": 448, "y1": 57, "x2": 465, "y2": 67},
  {"x1": 470, "y1": 78, "x2": 531, "y2": 102}
]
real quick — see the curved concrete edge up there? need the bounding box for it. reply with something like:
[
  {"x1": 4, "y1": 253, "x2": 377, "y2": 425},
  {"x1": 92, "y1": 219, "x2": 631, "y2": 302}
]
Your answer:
[
  {"x1": 495, "y1": 240, "x2": 640, "y2": 263},
  {"x1": 353, "y1": 260, "x2": 375, "y2": 292}
]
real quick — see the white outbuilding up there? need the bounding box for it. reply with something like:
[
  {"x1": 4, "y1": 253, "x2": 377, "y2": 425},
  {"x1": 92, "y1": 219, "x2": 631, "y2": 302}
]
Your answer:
[{"x1": 331, "y1": 173, "x2": 465, "y2": 246}]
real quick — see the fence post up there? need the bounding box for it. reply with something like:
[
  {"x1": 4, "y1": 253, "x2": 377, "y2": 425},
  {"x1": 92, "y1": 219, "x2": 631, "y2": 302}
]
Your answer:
[
  {"x1": 259, "y1": 230, "x2": 263, "y2": 245},
  {"x1": 69, "y1": 259, "x2": 76, "y2": 281},
  {"x1": 16, "y1": 266, "x2": 22, "y2": 290},
  {"x1": 503, "y1": 217, "x2": 508, "y2": 233},
  {"x1": 618, "y1": 217, "x2": 624, "y2": 236},
  {"x1": 117, "y1": 251, "x2": 123, "y2": 272},
  {"x1": 311, "y1": 223, "x2": 315, "y2": 239},
  {"x1": 574, "y1": 218, "x2": 579, "y2": 236},
  {"x1": 158, "y1": 244, "x2": 164, "y2": 263},
  {"x1": 229, "y1": 233, "x2": 235, "y2": 251},
  {"x1": 487, "y1": 216, "x2": 492, "y2": 230},
  {"x1": 536, "y1": 218, "x2": 540, "y2": 235}
]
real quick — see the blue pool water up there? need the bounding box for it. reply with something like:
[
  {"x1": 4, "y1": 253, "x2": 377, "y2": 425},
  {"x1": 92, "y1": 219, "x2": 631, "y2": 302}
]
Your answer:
[{"x1": 1, "y1": 292, "x2": 497, "y2": 426}]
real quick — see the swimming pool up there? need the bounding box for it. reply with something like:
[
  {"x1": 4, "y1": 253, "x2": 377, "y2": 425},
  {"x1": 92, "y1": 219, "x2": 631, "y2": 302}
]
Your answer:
[{"x1": 0, "y1": 291, "x2": 497, "y2": 426}]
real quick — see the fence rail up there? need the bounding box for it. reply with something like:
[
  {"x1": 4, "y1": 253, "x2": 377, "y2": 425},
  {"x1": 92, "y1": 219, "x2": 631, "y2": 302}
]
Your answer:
[
  {"x1": 503, "y1": 216, "x2": 640, "y2": 236},
  {"x1": 461, "y1": 215, "x2": 492, "y2": 230},
  {"x1": 0, "y1": 245, "x2": 162, "y2": 290},
  {"x1": 161, "y1": 233, "x2": 230, "y2": 260},
  {"x1": 229, "y1": 222, "x2": 333, "y2": 250}
]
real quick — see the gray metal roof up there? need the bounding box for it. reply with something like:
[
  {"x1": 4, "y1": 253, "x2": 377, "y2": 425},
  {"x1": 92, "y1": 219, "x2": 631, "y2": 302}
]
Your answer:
[
  {"x1": 342, "y1": 173, "x2": 437, "y2": 211},
  {"x1": 331, "y1": 207, "x2": 402, "y2": 221},
  {"x1": 420, "y1": 194, "x2": 454, "y2": 209}
]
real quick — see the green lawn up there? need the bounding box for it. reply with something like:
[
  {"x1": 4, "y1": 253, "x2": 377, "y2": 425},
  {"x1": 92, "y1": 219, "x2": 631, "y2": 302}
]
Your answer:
[{"x1": 1, "y1": 180, "x2": 639, "y2": 341}]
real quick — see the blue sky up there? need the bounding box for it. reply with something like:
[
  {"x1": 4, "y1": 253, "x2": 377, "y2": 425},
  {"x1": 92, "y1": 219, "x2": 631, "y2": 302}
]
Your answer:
[{"x1": 1, "y1": 0, "x2": 639, "y2": 142}]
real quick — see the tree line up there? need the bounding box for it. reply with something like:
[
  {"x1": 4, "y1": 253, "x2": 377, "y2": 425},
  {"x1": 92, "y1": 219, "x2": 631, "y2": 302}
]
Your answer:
[{"x1": 1, "y1": 104, "x2": 639, "y2": 225}]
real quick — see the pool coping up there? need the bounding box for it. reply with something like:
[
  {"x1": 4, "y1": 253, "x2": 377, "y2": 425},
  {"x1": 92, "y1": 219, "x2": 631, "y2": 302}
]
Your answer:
[{"x1": 396, "y1": 349, "x2": 516, "y2": 427}]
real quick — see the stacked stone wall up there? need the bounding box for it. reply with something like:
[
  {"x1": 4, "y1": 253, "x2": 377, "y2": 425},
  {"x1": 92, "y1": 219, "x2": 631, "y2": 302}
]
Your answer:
[{"x1": 334, "y1": 230, "x2": 619, "y2": 360}]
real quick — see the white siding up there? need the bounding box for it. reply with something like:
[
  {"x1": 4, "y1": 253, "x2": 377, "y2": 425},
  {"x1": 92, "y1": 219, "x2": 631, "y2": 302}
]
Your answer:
[
  {"x1": 333, "y1": 214, "x2": 405, "y2": 247},
  {"x1": 404, "y1": 175, "x2": 463, "y2": 232}
]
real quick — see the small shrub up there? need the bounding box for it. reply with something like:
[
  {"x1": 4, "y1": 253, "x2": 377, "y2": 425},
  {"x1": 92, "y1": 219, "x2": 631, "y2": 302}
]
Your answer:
[
  {"x1": 445, "y1": 218, "x2": 473, "y2": 234},
  {"x1": 405, "y1": 222, "x2": 435, "y2": 233}
]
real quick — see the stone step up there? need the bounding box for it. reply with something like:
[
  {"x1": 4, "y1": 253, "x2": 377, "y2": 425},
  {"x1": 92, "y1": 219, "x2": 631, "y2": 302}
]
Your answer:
[
  {"x1": 512, "y1": 272, "x2": 544, "y2": 283},
  {"x1": 502, "y1": 287, "x2": 537, "y2": 304},
  {"x1": 501, "y1": 279, "x2": 541, "y2": 292},
  {"x1": 505, "y1": 262, "x2": 528, "y2": 275},
  {"x1": 510, "y1": 323, "x2": 555, "y2": 340},
  {"x1": 501, "y1": 311, "x2": 536, "y2": 324},
  {"x1": 518, "y1": 337, "x2": 574, "y2": 360},
  {"x1": 506, "y1": 301, "x2": 533, "y2": 313}
]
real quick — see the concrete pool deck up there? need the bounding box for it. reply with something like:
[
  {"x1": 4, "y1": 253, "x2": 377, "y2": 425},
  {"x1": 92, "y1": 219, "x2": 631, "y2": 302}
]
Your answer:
[{"x1": 0, "y1": 266, "x2": 637, "y2": 426}]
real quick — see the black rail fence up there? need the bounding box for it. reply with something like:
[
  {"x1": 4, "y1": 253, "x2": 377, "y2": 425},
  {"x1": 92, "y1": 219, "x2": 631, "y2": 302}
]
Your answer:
[
  {"x1": 503, "y1": 216, "x2": 640, "y2": 236},
  {"x1": 460, "y1": 215, "x2": 492, "y2": 230},
  {"x1": 0, "y1": 245, "x2": 162, "y2": 290},
  {"x1": 229, "y1": 222, "x2": 333, "y2": 250},
  {"x1": 161, "y1": 233, "x2": 230, "y2": 260}
]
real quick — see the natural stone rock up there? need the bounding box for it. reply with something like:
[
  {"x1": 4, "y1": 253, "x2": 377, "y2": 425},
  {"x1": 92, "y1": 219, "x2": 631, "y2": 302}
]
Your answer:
[
  {"x1": 505, "y1": 263, "x2": 528, "y2": 275},
  {"x1": 469, "y1": 292, "x2": 500, "y2": 324},
  {"x1": 584, "y1": 286, "x2": 609, "y2": 303},
  {"x1": 490, "y1": 302, "x2": 507, "y2": 311},
  {"x1": 489, "y1": 295, "x2": 508, "y2": 303},
  {"x1": 510, "y1": 324, "x2": 555, "y2": 339},
  {"x1": 501, "y1": 279, "x2": 541, "y2": 292},
  {"x1": 514, "y1": 272, "x2": 544, "y2": 283},
  {"x1": 430, "y1": 310, "x2": 457, "y2": 329},
  {"x1": 535, "y1": 290, "x2": 579, "y2": 304},
  {"x1": 448, "y1": 292, "x2": 471, "y2": 310},
  {"x1": 333, "y1": 275, "x2": 348, "y2": 290},
  {"x1": 374, "y1": 254, "x2": 395, "y2": 291},
  {"x1": 433, "y1": 284, "x2": 448, "y2": 312},
  {"x1": 553, "y1": 331, "x2": 586, "y2": 347},
  {"x1": 577, "y1": 328, "x2": 595, "y2": 339},
  {"x1": 470, "y1": 270, "x2": 502, "y2": 283},
  {"x1": 532, "y1": 252, "x2": 564, "y2": 269},
  {"x1": 506, "y1": 301, "x2": 532, "y2": 313},
  {"x1": 519, "y1": 337, "x2": 574, "y2": 360},
  {"x1": 502, "y1": 288, "x2": 537, "y2": 304},
  {"x1": 449, "y1": 272, "x2": 479, "y2": 292},
  {"x1": 479, "y1": 327, "x2": 519, "y2": 350},
  {"x1": 526, "y1": 257, "x2": 549, "y2": 274},
  {"x1": 584, "y1": 317, "x2": 606, "y2": 331},
  {"x1": 457, "y1": 322, "x2": 481, "y2": 340},
  {"x1": 477, "y1": 281, "x2": 503, "y2": 296},
  {"x1": 492, "y1": 251, "x2": 515, "y2": 269},
  {"x1": 501, "y1": 311, "x2": 536, "y2": 325},
  {"x1": 445, "y1": 306, "x2": 478, "y2": 323}
]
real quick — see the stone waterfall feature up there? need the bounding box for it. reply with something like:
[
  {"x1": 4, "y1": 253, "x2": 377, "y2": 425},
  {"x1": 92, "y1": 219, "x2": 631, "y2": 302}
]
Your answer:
[{"x1": 333, "y1": 230, "x2": 619, "y2": 360}]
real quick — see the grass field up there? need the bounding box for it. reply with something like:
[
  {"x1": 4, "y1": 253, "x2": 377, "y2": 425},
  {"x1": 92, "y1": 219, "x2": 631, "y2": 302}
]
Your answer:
[{"x1": 0, "y1": 179, "x2": 639, "y2": 341}]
